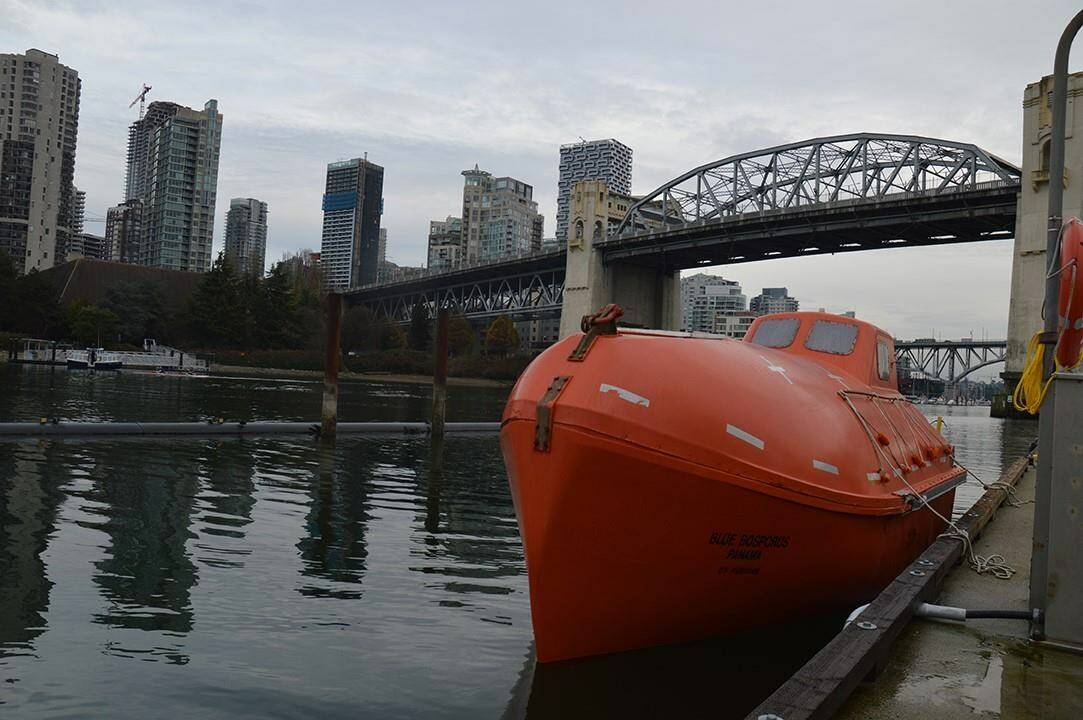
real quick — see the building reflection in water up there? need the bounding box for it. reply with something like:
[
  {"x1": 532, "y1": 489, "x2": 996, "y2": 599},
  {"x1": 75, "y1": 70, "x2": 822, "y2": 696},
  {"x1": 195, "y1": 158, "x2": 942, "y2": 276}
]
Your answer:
[
  {"x1": 84, "y1": 440, "x2": 201, "y2": 663},
  {"x1": 295, "y1": 441, "x2": 373, "y2": 599},
  {"x1": 0, "y1": 442, "x2": 67, "y2": 660},
  {"x1": 412, "y1": 437, "x2": 523, "y2": 619},
  {"x1": 193, "y1": 440, "x2": 257, "y2": 569}
]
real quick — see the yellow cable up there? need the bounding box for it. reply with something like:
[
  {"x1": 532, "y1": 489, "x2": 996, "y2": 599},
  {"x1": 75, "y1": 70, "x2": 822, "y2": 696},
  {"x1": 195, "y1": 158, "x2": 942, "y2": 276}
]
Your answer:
[{"x1": 1012, "y1": 331, "x2": 1073, "y2": 414}]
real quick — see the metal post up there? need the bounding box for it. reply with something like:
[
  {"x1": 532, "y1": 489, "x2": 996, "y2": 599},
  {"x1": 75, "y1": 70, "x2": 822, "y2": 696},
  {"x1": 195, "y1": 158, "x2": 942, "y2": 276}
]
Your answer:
[
  {"x1": 321, "y1": 293, "x2": 343, "y2": 437},
  {"x1": 431, "y1": 307, "x2": 450, "y2": 442},
  {"x1": 1031, "y1": 9, "x2": 1083, "y2": 639}
]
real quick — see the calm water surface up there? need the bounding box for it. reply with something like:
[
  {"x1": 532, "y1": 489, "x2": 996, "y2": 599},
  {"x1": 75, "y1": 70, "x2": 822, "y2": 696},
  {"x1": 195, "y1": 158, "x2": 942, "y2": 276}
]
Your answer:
[{"x1": 0, "y1": 365, "x2": 1036, "y2": 718}]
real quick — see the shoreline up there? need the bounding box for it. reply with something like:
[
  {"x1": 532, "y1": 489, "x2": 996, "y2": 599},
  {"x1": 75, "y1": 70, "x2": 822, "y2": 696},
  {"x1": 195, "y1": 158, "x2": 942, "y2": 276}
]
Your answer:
[{"x1": 208, "y1": 363, "x2": 513, "y2": 388}]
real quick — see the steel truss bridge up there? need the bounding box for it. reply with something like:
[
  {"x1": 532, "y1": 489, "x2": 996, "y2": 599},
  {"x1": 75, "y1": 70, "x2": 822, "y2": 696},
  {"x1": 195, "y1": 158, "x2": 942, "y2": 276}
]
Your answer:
[
  {"x1": 354, "y1": 251, "x2": 566, "y2": 323},
  {"x1": 348, "y1": 133, "x2": 1020, "y2": 321},
  {"x1": 894, "y1": 339, "x2": 1008, "y2": 383}
]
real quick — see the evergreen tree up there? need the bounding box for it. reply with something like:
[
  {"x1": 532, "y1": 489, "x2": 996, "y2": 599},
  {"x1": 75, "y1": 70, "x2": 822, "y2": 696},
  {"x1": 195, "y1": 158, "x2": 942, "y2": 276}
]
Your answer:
[
  {"x1": 407, "y1": 301, "x2": 431, "y2": 351},
  {"x1": 485, "y1": 315, "x2": 519, "y2": 357},
  {"x1": 103, "y1": 281, "x2": 169, "y2": 344},
  {"x1": 0, "y1": 250, "x2": 17, "y2": 332},
  {"x1": 184, "y1": 254, "x2": 246, "y2": 347},
  {"x1": 13, "y1": 269, "x2": 64, "y2": 338},
  {"x1": 254, "y1": 262, "x2": 301, "y2": 348}
]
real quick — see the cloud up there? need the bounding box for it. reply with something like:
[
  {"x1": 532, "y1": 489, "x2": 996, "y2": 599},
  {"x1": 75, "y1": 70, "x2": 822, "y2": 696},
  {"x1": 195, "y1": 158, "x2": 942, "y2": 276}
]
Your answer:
[{"x1": 3, "y1": 0, "x2": 1077, "y2": 343}]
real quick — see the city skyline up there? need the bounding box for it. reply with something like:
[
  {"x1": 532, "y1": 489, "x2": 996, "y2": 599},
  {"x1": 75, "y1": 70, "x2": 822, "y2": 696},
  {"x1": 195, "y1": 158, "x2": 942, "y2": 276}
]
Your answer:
[{"x1": 5, "y1": 0, "x2": 1083, "y2": 339}]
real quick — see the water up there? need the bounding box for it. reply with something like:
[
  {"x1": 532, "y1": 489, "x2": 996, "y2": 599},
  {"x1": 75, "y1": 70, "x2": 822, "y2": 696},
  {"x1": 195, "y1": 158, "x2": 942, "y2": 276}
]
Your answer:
[{"x1": 0, "y1": 365, "x2": 1037, "y2": 718}]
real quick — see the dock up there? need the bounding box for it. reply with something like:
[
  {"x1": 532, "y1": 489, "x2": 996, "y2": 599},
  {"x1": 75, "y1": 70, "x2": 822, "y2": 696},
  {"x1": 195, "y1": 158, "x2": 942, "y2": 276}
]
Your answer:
[{"x1": 750, "y1": 456, "x2": 1083, "y2": 719}]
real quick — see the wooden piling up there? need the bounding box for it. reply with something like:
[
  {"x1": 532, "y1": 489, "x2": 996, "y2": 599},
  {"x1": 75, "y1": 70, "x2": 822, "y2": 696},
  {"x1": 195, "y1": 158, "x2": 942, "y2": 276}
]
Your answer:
[
  {"x1": 432, "y1": 307, "x2": 450, "y2": 442},
  {"x1": 321, "y1": 293, "x2": 343, "y2": 437}
]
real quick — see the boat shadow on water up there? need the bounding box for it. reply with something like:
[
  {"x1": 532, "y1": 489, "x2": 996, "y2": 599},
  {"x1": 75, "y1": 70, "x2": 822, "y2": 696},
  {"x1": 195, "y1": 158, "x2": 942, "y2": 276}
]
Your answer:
[{"x1": 502, "y1": 612, "x2": 846, "y2": 720}]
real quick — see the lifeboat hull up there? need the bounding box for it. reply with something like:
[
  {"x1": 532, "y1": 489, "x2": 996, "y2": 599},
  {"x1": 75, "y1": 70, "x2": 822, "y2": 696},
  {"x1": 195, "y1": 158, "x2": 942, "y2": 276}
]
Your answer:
[
  {"x1": 501, "y1": 312, "x2": 964, "y2": 663},
  {"x1": 502, "y1": 419, "x2": 953, "y2": 663}
]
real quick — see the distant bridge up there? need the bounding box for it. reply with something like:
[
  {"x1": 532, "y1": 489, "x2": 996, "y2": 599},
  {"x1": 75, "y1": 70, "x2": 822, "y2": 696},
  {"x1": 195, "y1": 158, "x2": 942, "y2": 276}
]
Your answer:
[
  {"x1": 894, "y1": 339, "x2": 1007, "y2": 383},
  {"x1": 349, "y1": 133, "x2": 1020, "y2": 322}
]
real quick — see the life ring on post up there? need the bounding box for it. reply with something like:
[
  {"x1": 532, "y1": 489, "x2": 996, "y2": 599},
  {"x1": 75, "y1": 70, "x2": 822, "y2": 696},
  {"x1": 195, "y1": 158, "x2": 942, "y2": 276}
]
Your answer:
[{"x1": 1057, "y1": 217, "x2": 1083, "y2": 369}]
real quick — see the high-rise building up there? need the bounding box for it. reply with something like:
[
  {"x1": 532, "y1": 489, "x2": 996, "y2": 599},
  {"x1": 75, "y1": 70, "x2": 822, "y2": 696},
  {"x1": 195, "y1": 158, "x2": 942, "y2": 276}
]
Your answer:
[
  {"x1": 680, "y1": 273, "x2": 747, "y2": 333},
  {"x1": 713, "y1": 311, "x2": 757, "y2": 339},
  {"x1": 124, "y1": 99, "x2": 222, "y2": 271},
  {"x1": 223, "y1": 197, "x2": 268, "y2": 276},
  {"x1": 556, "y1": 139, "x2": 632, "y2": 245},
  {"x1": 460, "y1": 165, "x2": 542, "y2": 263},
  {"x1": 104, "y1": 200, "x2": 144, "y2": 263},
  {"x1": 377, "y1": 227, "x2": 387, "y2": 266},
  {"x1": 750, "y1": 287, "x2": 799, "y2": 316},
  {"x1": 0, "y1": 49, "x2": 81, "y2": 273},
  {"x1": 67, "y1": 232, "x2": 106, "y2": 261},
  {"x1": 71, "y1": 187, "x2": 85, "y2": 235},
  {"x1": 427, "y1": 216, "x2": 462, "y2": 272},
  {"x1": 320, "y1": 157, "x2": 383, "y2": 289}
]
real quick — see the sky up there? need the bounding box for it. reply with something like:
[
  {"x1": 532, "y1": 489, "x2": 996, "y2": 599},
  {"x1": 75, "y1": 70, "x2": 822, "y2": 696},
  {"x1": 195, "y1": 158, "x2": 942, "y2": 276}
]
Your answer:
[{"x1": 4, "y1": 0, "x2": 1081, "y2": 344}]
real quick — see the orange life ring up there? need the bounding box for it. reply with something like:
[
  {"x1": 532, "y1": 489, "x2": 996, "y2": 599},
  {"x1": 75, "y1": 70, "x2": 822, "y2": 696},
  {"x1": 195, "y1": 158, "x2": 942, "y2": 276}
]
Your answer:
[{"x1": 1057, "y1": 217, "x2": 1083, "y2": 369}]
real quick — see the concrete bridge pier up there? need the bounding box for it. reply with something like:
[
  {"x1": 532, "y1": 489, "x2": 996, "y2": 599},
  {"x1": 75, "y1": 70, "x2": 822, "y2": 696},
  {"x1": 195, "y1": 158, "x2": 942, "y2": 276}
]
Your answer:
[
  {"x1": 1001, "y1": 71, "x2": 1083, "y2": 416},
  {"x1": 558, "y1": 186, "x2": 679, "y2": 338}
]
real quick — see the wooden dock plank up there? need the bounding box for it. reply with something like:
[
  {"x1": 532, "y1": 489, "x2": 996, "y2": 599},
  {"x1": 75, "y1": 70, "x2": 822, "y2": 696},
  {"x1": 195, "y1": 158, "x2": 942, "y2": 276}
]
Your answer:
[{"x1": 746, "y1": 455, "x2": 1032, "y2": 720}]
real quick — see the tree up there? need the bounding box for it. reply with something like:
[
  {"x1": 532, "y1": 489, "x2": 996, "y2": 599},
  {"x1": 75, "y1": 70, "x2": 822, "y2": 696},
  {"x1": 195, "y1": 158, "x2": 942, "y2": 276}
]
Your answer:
[
  {"x1": 12, "y1": 269, "x2": 64, "y2": 338},
  {"x1": 184, "y1": 254, "x2": 247, "y2": 347},
  {"x1": 254, "y1": 262, "x2": 303, "y2": 348},
  {"x1": 342, "y1": 306, "x2": 380, "y2": 353},
  {"x1": 67, "y1": 302, "x2": 119, "y2": 346},
  {"x1": 103, "y1": 281, "x2": 168, "y2": 345},
  {"x1": 380, "y1": 318, "x2": 407, "y2": 350},
  {"x1": 0, "y1": 250, "x2": 17, "y2": 331},
  {"x1": 485, "y1": 315, "x2": 519, "y2": 357},
  {"x1": 407, "y1": 301, "x2": 431, "y2": 351},
  {"x1": 448, "y1": 312, "x2": 475, "y2": 356}
]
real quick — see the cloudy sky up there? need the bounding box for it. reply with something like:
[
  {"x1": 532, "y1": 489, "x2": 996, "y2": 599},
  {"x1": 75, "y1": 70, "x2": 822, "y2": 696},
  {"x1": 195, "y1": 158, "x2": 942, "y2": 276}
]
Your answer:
[{"x1": 4, "y1": 0, "x2": 1080, "y2": 343}]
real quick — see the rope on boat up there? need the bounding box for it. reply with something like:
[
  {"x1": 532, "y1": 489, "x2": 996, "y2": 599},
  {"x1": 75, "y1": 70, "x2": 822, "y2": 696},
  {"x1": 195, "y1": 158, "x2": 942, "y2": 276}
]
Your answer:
[
  {"x1": 951, "y1": 458, "x2": 1032, "y2": 509},
  {"x1": 838, "y1": 391, "x2": 1019, "y2": 580}
]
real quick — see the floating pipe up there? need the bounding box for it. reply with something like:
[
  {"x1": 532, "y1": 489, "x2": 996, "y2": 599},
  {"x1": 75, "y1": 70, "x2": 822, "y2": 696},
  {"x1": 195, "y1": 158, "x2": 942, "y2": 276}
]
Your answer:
[
  {"x1": 0, "y1": 421, "x2": 501, "y2": 438},
  {"x1": 844, "y1": 602, "x2": 1035, "y2": 628}
]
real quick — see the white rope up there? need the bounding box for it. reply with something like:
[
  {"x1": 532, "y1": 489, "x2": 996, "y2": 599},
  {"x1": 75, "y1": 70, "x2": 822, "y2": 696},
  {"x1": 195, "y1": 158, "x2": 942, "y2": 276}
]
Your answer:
[
  {"x1": 953, "y1": 458, "x2": 1032, "y2": 509},
  {"x1": 839, "y1": 391, "x2": 1019, "y2": 580}
]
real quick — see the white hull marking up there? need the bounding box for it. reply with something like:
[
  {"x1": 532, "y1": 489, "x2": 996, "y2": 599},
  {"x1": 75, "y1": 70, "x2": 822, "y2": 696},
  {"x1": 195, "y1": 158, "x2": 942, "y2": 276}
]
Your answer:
[
  {"x1": 726, "y1": 424, "x2": 765, "y2": 450},
  {"x1": 599, "y1": 383, "x2": 650, "y2": 408},
  {"x1": 759, "y1": 355, "x2": 794, "y2": 385}
]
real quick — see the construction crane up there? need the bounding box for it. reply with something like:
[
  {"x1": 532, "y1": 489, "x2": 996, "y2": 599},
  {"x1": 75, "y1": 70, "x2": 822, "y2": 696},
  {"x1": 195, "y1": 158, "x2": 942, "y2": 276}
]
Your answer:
[{"x1": 129, "y1": 84, "x2": 152, "y2": 119}]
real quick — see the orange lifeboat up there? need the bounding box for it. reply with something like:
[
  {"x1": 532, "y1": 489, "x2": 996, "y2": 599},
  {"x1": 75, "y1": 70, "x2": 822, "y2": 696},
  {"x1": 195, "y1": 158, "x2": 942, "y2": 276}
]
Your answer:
[{"x1": 501, "y1": 311, "x2": 965, "y2": 663}]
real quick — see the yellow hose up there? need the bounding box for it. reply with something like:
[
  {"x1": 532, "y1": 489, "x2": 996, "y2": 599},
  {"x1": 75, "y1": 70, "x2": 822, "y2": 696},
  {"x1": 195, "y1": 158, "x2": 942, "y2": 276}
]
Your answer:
[{"x1": 1012, "y1": 332, "x2": 1065, "y2": 414}]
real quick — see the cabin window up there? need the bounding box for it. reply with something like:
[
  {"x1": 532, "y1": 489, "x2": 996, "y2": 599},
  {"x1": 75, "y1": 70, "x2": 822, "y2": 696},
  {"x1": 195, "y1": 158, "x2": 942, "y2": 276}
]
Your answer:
[
  {"x1": 876, "y1": 339, "x2": 891, "y2": 381},
  {"x1": 749, "y1": 317, "x2": 800, "y2": 348},
  {"x1": 805, "y1": 320, "x2": 858, "y2": 355}
]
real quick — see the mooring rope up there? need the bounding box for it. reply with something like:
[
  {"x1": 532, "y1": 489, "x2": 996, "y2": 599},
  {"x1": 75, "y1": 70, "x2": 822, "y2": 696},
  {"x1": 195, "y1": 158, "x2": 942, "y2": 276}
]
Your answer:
[{"x1": 839, "y1": 391, "x2": 1020, "y2": 580}]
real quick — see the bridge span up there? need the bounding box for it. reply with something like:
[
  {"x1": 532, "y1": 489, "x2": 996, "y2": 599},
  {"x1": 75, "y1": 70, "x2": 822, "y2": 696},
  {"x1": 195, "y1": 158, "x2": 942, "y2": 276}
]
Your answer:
[
  {"x1": 895, "y1": 339, "x2": 1007, "y2": 383},
  {"x1": 347, "y1": 133, "x2": 1021, "y2": 327}
]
